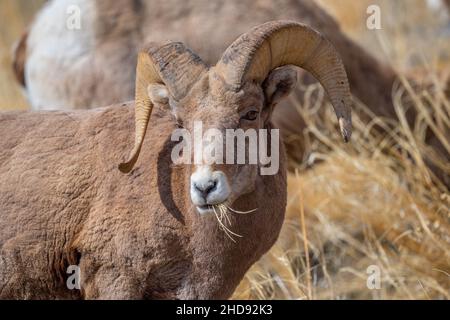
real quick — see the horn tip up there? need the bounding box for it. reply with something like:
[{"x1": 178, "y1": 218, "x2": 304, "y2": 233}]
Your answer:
[
  {"x1": 118, "y1": 162, "x2": 133, "y2": 174},
  {"x1": 339, "y1": 117, "x2": 352, "y2": 143}
]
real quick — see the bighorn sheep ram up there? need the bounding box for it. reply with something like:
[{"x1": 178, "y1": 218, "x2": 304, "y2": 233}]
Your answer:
[{"x1": 1, "y1": 21, "x2": 352, "y2": 299}]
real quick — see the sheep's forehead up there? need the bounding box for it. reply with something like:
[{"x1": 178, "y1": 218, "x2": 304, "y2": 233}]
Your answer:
[{"x1": 188, "y1": 74, "x2": 264, "y2": 115}]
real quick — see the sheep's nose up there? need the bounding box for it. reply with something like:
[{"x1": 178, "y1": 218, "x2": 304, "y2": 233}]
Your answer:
[
  {"x1": 194, "y1": 180, "x2": 218, "y2": 200},
  {"x1": 190, "y1": 166, "x2": 231, "y2": 209}
]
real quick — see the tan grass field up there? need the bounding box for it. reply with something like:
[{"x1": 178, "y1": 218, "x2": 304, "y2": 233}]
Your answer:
[{"x1": 0, "y1": 0, "x2": 449, "y2": 299}]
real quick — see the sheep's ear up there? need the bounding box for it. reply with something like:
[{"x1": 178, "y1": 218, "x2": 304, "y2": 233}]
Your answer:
[
  {"x1": 263, "y1": 66, "x2": 298, "y2": 106},
  {"x1": 148, "y1": 84, "x2": 182, "y2": 121},
  {"x1": 148, "y1": 84, "x2": 169, "y2": 105}
]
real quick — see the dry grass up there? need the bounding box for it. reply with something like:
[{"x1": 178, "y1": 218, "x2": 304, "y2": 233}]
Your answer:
[
  {"x1": 232, "y1": 0, "x2": 450, "y2": 300},
  {"x1": 0, "y1": 0, "x2": 448, "y2": 300},
  {"x1": 233, "y1": 77, "x2": 450, "y2": 299}
]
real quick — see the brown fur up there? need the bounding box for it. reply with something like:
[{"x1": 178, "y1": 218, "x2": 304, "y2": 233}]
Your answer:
[{"x1": 444, "y1": 0, "x2": 450, "y2": 11}]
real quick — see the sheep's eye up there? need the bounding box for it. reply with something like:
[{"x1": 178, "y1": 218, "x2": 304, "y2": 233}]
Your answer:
[{"x1": 241, "y1": 110, "x2": 259, "y2": 121}]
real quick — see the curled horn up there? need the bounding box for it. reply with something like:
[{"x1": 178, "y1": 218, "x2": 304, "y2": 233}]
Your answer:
[
  {"x1": 119, "y1": 42, "x2": 208, "y2": 173},
  {"x1": 215, "y1": 20, "x2": 352, "y2": 142}
]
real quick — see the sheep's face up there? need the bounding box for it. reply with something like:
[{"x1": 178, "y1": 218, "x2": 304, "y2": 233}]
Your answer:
[{"x1": 150, "y1": 66, "x2": 297, "y2": 215}]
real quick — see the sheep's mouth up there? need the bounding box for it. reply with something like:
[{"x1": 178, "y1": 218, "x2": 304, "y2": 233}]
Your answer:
[
  {"x1": 196, "y1": 204, "x2": 222, "y2": 215},
  {"x1": 196, "y1": 200, "x2": 231, "y2": 214}
]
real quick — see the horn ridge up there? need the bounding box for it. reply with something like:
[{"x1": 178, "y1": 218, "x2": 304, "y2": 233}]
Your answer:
[{"x1": 217, "y1": 20, "x2": 352, "y2": 142}]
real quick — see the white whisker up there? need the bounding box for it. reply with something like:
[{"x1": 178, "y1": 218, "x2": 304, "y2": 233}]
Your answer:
[
  {"x1": 219, "y1": 204, "x2": 232, "y2": 226},
  {"x1": 225, "y1": 205, "x2": 258, "y2": 215},
  {"x1": 212, "y1": 205, "x2": 242, "y2": 242}
]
